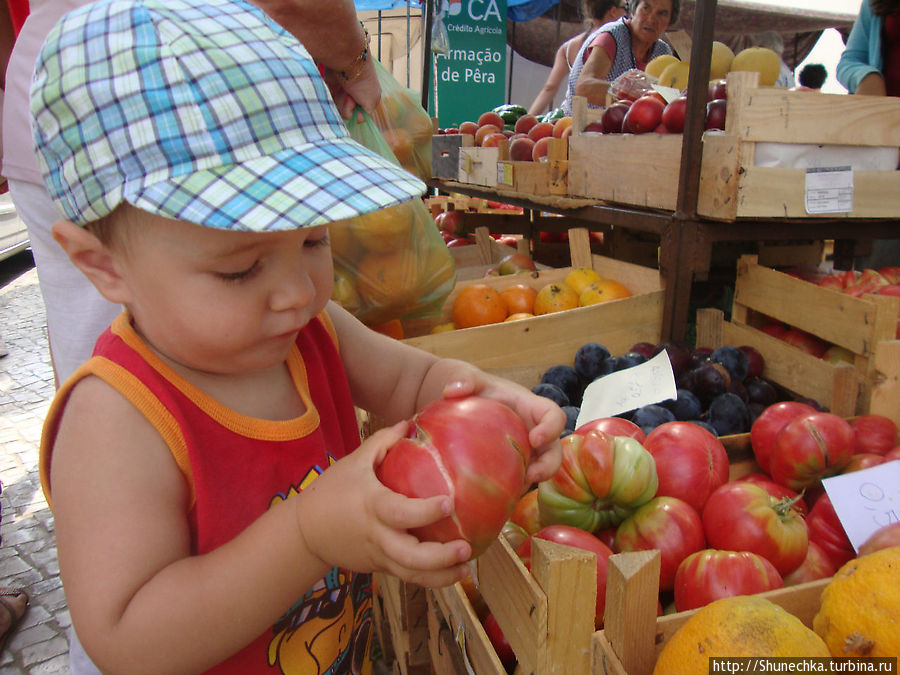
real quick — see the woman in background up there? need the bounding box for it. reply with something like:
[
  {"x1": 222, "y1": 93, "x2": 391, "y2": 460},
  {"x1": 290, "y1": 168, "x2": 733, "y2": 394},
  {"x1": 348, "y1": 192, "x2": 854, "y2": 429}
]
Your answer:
[
  {"x1": 528, "y1": 0, "x2": 627, "y2": 116},
  {"x1": 836, "y1": 0, "x2": 900, "y2": 96},
  {"x1": 563, "y1": 0, "x2": 678, "y2": 114}
]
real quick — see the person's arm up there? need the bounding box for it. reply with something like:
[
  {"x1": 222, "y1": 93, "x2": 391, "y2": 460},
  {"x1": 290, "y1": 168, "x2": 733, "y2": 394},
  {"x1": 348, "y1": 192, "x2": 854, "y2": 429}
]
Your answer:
[
  {"x1": 528, "y1": 39, "x2": 575, "y2": 116},
  {"x1": 50, "y1": 377, "x2": 468, "y2": 674},
  {"x1": 328, "y1": 302, "x2": 566, "y2": 485},
  {"x1": 574, "y1": 34, "x2": 614, "y2": 105},
  {"x1": 853, "y1": 71, "x2": 887, "y2": 95},
  {"x1": 836, "y1": 1, "x2": 883, "y2": 94},
  {"x1": 249, "y1": 0, "x2": 379, "y2": 116}
]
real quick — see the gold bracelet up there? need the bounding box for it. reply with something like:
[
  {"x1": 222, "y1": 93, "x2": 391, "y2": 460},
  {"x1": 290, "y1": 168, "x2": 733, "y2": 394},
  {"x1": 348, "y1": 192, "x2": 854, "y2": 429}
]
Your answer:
[{"x1": 337, "y1": 23, "x2": 370, "y2": 82}]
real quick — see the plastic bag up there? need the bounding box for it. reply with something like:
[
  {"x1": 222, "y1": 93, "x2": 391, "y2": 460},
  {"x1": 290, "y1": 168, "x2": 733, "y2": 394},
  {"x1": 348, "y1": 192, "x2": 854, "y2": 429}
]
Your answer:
[
  {"x1": 431, "y1": 0, "x2": 450, "y2": 56},
  {"x1": 368, "y1": 59, "x2": 433, "y2": 181},
  {"x1": 331, "y1": 110, "x2": 455, "y2": 327},
  {"x1": 609, "y1": 68, "x2": 656, "y2": 102}
]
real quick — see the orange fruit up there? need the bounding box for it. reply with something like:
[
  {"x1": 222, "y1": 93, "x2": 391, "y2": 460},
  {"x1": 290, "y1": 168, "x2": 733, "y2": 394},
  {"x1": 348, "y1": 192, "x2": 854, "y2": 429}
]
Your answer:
[
  {"x1": 351, "y1": 202, "x2": 414, "y2": 253},
  {"x1": 382, "y1": 128, "x2": 414, "y2": 165},
  {"x1": 331, "y1": 265, "x2": 361, "y2": 315},
  {"x1": 328, "y1": 219, "x2": 359, "y2": 259},
  {"x1": 430, "y1": 322, "x2": 456, "y2": 334},
  {"x1": 533, "y1": 282, "x2": 579, "y2": 315},
  {"x1": 356, "y1": 250, "x2": 419, "y2": 312},
  {"x1": 370, "y1": 319, "x2": 404, "y2": 340},
  {"x1": 451, "y1": 284, "x2": 508, "y2": 328},
  {"x1": 564, "y1": 267, "x2": 604, "y2": 295},
  {"x1": 579, "y1": 279, "x2": 632, "y2": 306},
  {"x1": 504, "y1": 312, "x2": 534, "y2": 322},
  {"x1": 500, "y1": 284, "x2": 538, "y2": 315}
]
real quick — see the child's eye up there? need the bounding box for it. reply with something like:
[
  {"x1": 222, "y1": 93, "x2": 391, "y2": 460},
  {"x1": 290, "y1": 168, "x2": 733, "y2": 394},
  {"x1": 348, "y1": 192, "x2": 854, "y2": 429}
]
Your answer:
[
  {"x1": 217, "y1": 260, "x2": 261, "y2": 282},
  {"x1": 305, "y1": 234, "x2": 330, "y2": 248}
]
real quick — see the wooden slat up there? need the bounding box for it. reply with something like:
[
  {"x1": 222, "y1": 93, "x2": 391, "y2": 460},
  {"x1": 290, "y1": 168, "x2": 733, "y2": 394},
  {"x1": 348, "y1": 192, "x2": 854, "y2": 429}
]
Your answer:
[
  {"x1": 432, "y1": 582, "x2": 508, "y2": 675},
  {"x1": 602, "y1": 551, "x2": 660, "y2": 675},
  {"x1": 870, "y1": 340, "x2": 900, "y2": 426}
]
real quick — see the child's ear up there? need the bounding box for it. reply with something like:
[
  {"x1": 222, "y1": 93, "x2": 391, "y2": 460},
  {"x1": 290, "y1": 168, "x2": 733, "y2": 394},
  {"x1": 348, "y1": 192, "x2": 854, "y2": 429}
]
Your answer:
[{"x1": 51, "y1": 221, "x2": 132, "y2": 304}]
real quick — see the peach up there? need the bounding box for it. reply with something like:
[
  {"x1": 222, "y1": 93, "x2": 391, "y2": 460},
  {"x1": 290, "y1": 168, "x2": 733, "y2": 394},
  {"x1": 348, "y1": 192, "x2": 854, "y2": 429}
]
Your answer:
[
  {"x1": 477, "y1": 111, "x2": 505, "y2": 129},
  {"x1": 459, "y1": 120, "x2": 478, "y2": 136},
  {"x1": 532, "y1": 136, "x2": 551, "y2": 162},
  {"x1": 481, "y1": 132, "x2": 507, "y2": 148},
  {"x1": 509, "y1": 137, "x2": 536, "y2": 161},
  {"x1": 527, "y1": 121, "x2": 554, "y2": 142},
  {"x1": 552, "y1": 116, "x2": 573, "y2": 138},
  {"x1": 474, "y1": 124, "x2": 501, "y2": 146},
  {"x1": 514, "y1": 114, "x2": 539, "y2": 135}
]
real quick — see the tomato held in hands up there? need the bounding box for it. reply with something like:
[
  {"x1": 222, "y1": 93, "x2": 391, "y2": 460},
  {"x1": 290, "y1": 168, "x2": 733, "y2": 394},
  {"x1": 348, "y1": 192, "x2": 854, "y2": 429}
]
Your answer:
[
  {"x1": 702, "y1": 482, "x2": 809, "y2": 576},
  {"x1": 768, "y1": 413, "x2": 855, "y2": 490},
  {"x1": 643, "y1": 422, "x2": 729, "y2": 512},
  {"x1": 376, "y1": 396, "x2": 531, "y2": 556},
  {"x1": 537, "y1": 429, "x2": 658, "y2": 533},
  {"x1": 614, "y1": 496, "x2": 706, "y2": 590},
  {"x1": 673, "y1": 549, "x2": 784, "y2": 612}
]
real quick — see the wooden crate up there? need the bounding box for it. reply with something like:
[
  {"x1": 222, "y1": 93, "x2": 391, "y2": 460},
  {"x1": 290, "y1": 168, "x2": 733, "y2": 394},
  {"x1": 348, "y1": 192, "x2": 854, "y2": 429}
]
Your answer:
[
  {"x1": 567, "y1": 72, "x2": 900, "y2": 220},
  {"x1": 432, "y1": 134, "x2": 473, "y2": 180},
  {"x1": 401, "y1": 228, "x2": 665, "y2": 376},
  {"x1": 496, "y1": 137, "x2": 568, "y2": 196},
  {"x1": 423, "y1": 432, "x2": 825, "y2": 675},
  {"x1": 373, "y1": 572, "x2": 431, "y2": 675},
  {"x1": 695, "y1": 255, "x2": 900, "y2": 422},
  {"x1": 459, "y1": 146, "x2": 500, "y2": 187},
  {"x1": 592, "y1": 554, "x2": 829, "y2": 675}
]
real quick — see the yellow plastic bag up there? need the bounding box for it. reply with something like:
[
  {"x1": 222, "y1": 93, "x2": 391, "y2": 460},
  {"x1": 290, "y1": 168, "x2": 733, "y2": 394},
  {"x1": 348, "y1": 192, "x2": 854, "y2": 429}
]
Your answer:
[
  {"x1": 368, "y1": 60, "x2": 433, "y2": 181},
  {"x1": 331, "y1": 110, "x2": 455, "y2": 327}
]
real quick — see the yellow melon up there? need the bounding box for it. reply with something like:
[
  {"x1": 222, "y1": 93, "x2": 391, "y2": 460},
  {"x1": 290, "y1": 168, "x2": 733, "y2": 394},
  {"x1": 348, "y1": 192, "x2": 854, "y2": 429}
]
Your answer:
[
  {"x1": 653, "y1": 595, "x2": 829, "y2": 674},
  {"x1": 730, "y1": 46, "x2": 781, "y2": 86},
  {"x1": 813, "y1": 546, "x2": 900, "y2": 657},
  {"x1": 645, "y1": 54, "x2": 680, "y2": 80},
  {"x1": 709, "y1": 41, "x2": 735, "y2": 80},
  {"x1": 658, "y1": 60, "x2": 690, "y2": 91}
]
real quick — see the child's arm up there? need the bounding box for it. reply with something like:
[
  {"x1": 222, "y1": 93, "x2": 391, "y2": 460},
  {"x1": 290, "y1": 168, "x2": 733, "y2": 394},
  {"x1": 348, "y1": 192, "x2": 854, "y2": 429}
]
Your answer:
[
  {"x1": 327, "y1": 302, "x2": 565, "y2": 484},
  {"x1": 50, "y1": 378, "x2": 468, "y2": 675}
]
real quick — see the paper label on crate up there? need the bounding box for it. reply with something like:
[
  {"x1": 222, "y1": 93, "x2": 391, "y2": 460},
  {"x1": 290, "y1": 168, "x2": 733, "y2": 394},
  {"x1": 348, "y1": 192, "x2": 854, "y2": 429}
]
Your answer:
[
  {"x1": 805, "y1": 166, "x2": 853, "y2": 214},
  {"x1": 575, "y1": 350, "x2": 677, "y2": 428},
  {"x1": 498, "y1": 162, "x2": 514, "y2": 186},
  {"x1": 823, "y1": 460, "x2": 900, "y2": 552}
]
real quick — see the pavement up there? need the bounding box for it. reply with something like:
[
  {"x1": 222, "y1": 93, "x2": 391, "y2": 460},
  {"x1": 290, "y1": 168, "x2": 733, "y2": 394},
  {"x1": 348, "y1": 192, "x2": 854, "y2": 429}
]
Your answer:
[{"x1": 0, "y1": 250, "x2": 71, "y2": 674}]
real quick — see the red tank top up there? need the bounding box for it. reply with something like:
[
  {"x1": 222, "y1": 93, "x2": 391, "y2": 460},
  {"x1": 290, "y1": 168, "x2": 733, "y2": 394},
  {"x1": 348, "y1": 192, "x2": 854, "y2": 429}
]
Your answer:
[
  {"x1": 882, "y1": 14, "x2": 900, "y2": 97},
  {"x1": 41, "y1": 312, "x2": 373, "y2": 674}
]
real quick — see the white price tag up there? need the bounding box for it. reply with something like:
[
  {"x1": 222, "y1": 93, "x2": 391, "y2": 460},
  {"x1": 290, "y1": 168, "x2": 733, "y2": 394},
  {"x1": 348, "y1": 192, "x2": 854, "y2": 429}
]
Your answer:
[
  {"x1": 805, "y1": 166, "x2": 853, "y2": 214},
  {"x1": 822, "y1": 460, "x2": 900, "y2": 552},
  {"x1": 575, "y1": 350, "x2": 677, "y2": 429}
]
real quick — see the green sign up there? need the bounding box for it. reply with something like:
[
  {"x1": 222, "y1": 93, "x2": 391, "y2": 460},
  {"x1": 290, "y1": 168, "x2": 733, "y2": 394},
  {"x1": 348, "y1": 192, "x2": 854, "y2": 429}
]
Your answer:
[{"x1": 429, "y1": 0, "x2": 507, "y2": 128}]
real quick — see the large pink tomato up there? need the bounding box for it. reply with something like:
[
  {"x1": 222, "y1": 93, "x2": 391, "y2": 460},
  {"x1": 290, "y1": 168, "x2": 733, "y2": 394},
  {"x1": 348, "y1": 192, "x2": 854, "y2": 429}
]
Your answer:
[
  {"x1": 850, "y1": 414, "x2": 899, "y2": 455},
  {"x1": 614, "y1": 496, "x2": 706, "y2": 590},
  {"x1": 782, "y1": 541, "x2": 837, "y2": 586},
  {"x1": 574, "y1": 417, "x2": 646, "y2": 443},
  {"x1": 768, "y1": 413, "x2": 854, "y2": 490},
  {"x1": 806, "y1": 494, "x2": 855, "y2": 570},
  {"x1": 749, "y1": 401, "x2": 818, "y2": 473},
  {"x1": 702, "y1": 482, "x2": 808, "y2": 576},
  {"x1": 376, "y1": 396, "x2": 531, "y2": 556},
  {"x1": 673, "y1": 549, "x2": 784, "y2": 612},
  {"x1": 643, "y1": 422, "x2": 729, "y2": 512},
  {"x1": 516, "y1": 525, "x2": 613, "y2": 626},
  {"x1": 537, "y1": 429, "x2": 658, "y2": 533}
]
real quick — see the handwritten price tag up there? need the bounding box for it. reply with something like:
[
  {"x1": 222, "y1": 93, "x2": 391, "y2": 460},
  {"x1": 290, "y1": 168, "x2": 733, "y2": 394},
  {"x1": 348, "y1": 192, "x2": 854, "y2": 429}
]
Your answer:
[
  {"x1": 575, "y1": 350, "x2": 677, "y2": 430},
  {"x1": 822, "y1": 460, "x2": 900, "y2": 552}
]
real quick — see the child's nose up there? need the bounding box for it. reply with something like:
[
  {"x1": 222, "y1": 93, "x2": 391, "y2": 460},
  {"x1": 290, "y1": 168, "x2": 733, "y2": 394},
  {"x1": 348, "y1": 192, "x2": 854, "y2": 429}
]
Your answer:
[{"x1": 269, "y1": 265, "x2": 316, "y2": 313}]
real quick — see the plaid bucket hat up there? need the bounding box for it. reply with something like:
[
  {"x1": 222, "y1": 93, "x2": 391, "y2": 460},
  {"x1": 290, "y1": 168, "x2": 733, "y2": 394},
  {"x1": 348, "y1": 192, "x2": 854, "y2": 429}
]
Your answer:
[{"x1": 31, "y1": 0, "x2": 426, "y2": 230}]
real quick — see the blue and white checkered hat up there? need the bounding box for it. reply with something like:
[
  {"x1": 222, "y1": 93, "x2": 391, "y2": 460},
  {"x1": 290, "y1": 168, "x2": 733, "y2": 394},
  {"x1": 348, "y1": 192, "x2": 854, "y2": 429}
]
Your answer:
[{"x1": 31, "y1": 0, "x2": 426, "y2": 230}]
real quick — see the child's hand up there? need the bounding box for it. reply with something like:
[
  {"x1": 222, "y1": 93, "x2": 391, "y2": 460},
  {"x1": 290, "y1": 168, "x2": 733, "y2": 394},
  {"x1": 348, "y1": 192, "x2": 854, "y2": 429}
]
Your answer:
[
  {"x1": 293, "y1": 422, "x2": 471, "y2": 587},
  {"x1": 441, "y1": 377, "x2": 565, "y2": 485}
]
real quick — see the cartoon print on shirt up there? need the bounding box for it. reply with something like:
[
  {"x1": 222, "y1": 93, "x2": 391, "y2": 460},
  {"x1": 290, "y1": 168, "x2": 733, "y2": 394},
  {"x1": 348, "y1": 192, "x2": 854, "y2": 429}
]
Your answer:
[{"x1": 266, "y1": 464, "x2": 374, "y2": 674}]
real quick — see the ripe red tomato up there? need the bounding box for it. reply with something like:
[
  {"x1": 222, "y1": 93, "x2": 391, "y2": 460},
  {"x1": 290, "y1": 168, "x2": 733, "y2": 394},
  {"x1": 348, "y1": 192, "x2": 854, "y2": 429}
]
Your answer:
[
  {"x1": 749, "y1": 401, "x2": 818, "y2": 473},
  {"x1": 850, "y1": 414, "x2": 899, "y2": 455},
  {"x1": 769, "y1": 413, "x2": 855, "y2": 490},
  {"x1": 673, "y1": 549, "x2": 783, "y2": 612},
  {"x1": 614, "y1": 496, "x2": 706, "y2": 590},
  {"x1": 643, "y1": 422, "x2": 729, "y2": 512},
  {"x1": 843, "y1": 453, "x2": 887, "y2": 473},
  {"x1": 537, "y1": 429, "x2": 658, "y2": 532},
  {"x1": 376, "y1": 396, "x2": 531, "y2": 556},
  {"x1": 483, "y1": 613, "x2": 516, "y2": 668},
  {"x1": 517, "y1": 525, "x2": 613, "y2": 626},
  {"x1": 806, "y1": 494, "x2": 855, "y2": 570},
  {"x1": 622, "y1": 95, "x2": 665, "y2": 134},
  {"x1": 701, "y1": 482, "x2": 809, "y2": 576},
  {"x1": 781, "y1": 540, "x2": 837, "y2": 586},
  {"x1": 573, "y1": 416, "x2": 646, "y2": 443},
  {"x1": 736, "y1": 472, "x2": 808, "y2": 516},
  {"x1": 781, "y1": 329, "x2": 828, "y2": 357}
]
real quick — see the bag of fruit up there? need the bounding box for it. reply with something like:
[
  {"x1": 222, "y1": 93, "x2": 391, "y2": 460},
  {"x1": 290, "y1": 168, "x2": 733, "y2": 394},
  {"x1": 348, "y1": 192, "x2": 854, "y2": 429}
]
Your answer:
[
  {"x1": 367, "y1": 59, "x2": 434, "y2": 181},
  {"x1": 332, "y1": 110, "x2": 455, "y2": 328}
]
